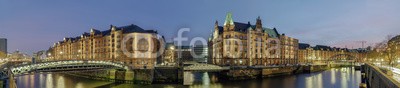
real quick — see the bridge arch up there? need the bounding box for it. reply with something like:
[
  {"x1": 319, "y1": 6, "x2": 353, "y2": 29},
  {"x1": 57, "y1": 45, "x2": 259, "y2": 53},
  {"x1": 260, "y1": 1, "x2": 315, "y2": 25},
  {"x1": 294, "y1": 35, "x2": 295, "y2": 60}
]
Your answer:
[
  {"x1": 328, "y1": 54, "x2": 358, "y2": 62},
  {"x1": 9, "y1": 60, "x2": 129, "y2": 76}
]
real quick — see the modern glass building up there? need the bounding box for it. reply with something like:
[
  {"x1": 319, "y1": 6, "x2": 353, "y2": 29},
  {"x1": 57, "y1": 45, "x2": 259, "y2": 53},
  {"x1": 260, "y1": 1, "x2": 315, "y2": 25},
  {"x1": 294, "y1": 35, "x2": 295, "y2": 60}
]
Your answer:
[
  {"x1": 192, "y1": 45, "x2": 208, "y2": 63},
  {"x1": 0, "y1": 38, "x2": 7, "y2": 53}
]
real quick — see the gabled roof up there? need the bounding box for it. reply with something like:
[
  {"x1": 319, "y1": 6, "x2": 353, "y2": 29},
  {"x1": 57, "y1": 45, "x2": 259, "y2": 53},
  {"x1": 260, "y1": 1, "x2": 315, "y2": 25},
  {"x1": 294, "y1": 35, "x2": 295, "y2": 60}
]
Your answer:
[
  {"x1": 215, "y1": 21, "x2": 281, "y2": 38},
  {"x1": 117, "y1": 24, "x2": 157, "y2": 34},
  {"x1": 313, "y1": 45, "x2": 332, "y2": 51},
  {"x1": 217, "y1": 26, "x2": 223, "y2": 34},
  {"x1": 82, "y1": 32, "x2": 90, "y2": 37},
  {"x1": 102, "y1": 30, "x2": 111, "y2": 36},
  {"x1": 298, "y1": 43, "x2": 311, "y2": 49},
  {"x1": 56, "y1": 24, "x2": 158, "y2": 45},
  {"x1": 233, "y1": 22, "x2": 251, "y2": 32}
]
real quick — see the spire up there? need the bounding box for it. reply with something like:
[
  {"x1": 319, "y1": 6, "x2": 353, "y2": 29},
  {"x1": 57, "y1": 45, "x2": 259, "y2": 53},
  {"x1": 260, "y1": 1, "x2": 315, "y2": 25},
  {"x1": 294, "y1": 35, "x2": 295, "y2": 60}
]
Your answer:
[
  {"x1": 111, "y1": 25, "x2": 117, "y2": 31},
  {"x1": 215, "y1": 20, "x2": 219, "y2": 26},
  {"x1": 214, "y1": 20, "x2": 219, "y2": 31},
  {"x1": 224, "y1": 12, "x2": 234, "y2": 26},
  {"x1": 90, "y1": 28, "x2": 95, "y2": 33},
  {"x1": 256, "y1": 16, "x2": 262, "y2": 30}
]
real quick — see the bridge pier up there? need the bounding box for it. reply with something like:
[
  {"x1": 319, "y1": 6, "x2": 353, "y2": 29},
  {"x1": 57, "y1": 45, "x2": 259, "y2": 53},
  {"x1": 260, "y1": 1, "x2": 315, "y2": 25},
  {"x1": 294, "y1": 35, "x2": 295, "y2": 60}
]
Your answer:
[
  {"x1": 133, "y1": 69, "x2": 154, "y2": 84},
  {"x1": 124, "y1": 70, "x2": 134, "y2": 83},
  {"x1": 108, "y1": 69, "x2": 135, "y2": 83},
  {"x1": 153, "y1": 67, "x2": 181, "y2": 83},
  {"x1": 109, "y1": 69, "x2": 116, "y2": 80},
  {"x1": 7, "y1": 70, "x2": 16, "y2": 88}
]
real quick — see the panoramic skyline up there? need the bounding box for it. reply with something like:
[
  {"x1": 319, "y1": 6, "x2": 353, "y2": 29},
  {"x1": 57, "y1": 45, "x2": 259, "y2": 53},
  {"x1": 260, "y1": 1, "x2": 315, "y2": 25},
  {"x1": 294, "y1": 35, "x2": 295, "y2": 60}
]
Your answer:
[{"x1": 1, "y1": 0, "x2": 400, "y2": 54}]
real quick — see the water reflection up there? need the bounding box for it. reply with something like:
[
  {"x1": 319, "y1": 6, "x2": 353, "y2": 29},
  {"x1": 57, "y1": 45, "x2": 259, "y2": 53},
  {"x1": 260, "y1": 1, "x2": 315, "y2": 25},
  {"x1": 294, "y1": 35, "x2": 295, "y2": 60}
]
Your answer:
[
  {"x1": 15, "y1": 72, "x2": 113, "y2": 88},
  {"x1": 183, "y1": 67, "x2": 360, "y2": 88},
  {"x1": 46, "y1": 74, "x2": 53, "y2": 88},
  {"x1": 14, "y1": 67, "x2": 361, "y2": 88}
]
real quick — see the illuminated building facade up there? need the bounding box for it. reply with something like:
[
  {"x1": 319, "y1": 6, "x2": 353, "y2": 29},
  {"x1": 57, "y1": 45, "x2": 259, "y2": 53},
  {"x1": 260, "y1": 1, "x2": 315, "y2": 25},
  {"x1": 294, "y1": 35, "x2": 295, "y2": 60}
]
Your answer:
[
  {"x1": 298, "y1": 43, "x2": 366, "y2": 65},
  {"x1": 49, "y1": 24, "x2": 163, "y2": 69},
  {"x1": 162, "y1": 42, "x2": 177, "y2": 66},
  {"x1": 208, "y1": 13, "x2": 299, "y2": 66}
]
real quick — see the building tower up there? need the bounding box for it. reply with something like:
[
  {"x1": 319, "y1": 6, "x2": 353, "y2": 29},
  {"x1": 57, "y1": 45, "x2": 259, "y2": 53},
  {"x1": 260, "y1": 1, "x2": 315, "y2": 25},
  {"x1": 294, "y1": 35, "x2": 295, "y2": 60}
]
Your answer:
[
  {"x1": 224, "y1": 12, "x2": 235, "y2": 31},
  {"x1": 256, "y1": 16, "x2": 262, "y2": 32}
]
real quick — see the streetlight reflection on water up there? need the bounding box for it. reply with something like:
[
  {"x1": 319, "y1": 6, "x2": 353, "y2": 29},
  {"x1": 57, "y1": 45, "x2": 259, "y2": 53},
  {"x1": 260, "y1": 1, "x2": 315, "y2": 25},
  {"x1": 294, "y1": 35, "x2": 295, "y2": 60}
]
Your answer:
[
  {"x1": 183, "y1": 67, "x2": 360, "y2": 88},
  {"x1": 11, "y1": 67, "x2": 361, "y2": 88}
]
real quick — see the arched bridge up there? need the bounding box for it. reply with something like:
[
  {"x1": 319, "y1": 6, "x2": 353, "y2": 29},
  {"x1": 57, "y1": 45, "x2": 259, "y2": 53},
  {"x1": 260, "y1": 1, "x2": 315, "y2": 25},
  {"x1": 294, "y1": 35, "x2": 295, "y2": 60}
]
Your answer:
[
  {"x1": 183, "y1": 62, "x2": 229, "y2": 71},
  {"x1": 327, "y1": 54, "x2": 364, "y2": 66},
  {"x1": 0, "y1": 60, "x2": 129, "y2": 78},
  {"x1": 329, "y1": 54, "x2": 358, "y2": 62}
]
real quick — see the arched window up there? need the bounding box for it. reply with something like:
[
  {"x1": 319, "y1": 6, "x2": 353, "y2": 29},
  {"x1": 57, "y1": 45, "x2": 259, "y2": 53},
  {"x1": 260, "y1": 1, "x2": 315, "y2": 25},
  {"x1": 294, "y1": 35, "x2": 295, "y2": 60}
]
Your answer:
[{"x1": 138, "y1": 39, "x2": 149, "y2": 52}]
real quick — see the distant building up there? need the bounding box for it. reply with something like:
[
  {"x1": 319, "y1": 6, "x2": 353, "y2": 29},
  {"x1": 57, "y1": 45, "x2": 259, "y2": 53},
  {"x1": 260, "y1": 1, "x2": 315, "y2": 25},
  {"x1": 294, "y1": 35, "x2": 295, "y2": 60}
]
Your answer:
[
  {"x1": 162, "y1": 44, "x2": 208, "y2": 65},
  {"x1": 192, "y1": 45, "x2": 208, "y2": 63},
  {"x1": 176, "y1": 46, "x2": 193, "y2": 62},
  {"x1": 162, "y1": 42, "x2": 177, "y2": 66},
  {"x1": 9, "y1": 51, "x2": 30, "y2": 60},
  {"x1": 0, "y1": 38, "x2": 7, "y2": 54},
  {"x1": 33, "y1": 50, "x2": 48, "y2": 62},
  {"x1": 297, "y1": 43, "x2": 366, "y2": 65}
]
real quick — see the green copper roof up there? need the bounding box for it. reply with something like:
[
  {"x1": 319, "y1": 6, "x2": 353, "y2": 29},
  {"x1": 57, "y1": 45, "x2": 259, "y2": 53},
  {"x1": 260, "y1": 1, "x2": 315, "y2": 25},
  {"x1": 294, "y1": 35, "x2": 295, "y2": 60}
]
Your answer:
[
  {"x1": 263, "y1": 28, "x2": 279, "y2": 38},
  {"x1": 224, "y1": 12, "x2": 234, "y2": 26}
]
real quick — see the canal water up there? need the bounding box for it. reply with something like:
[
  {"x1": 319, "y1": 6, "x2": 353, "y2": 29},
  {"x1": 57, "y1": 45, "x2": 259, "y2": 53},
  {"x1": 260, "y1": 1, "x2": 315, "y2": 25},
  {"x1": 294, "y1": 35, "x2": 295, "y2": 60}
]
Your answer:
[{"x1": 12, "y1": 67, "x2": 361, "y2": 88}]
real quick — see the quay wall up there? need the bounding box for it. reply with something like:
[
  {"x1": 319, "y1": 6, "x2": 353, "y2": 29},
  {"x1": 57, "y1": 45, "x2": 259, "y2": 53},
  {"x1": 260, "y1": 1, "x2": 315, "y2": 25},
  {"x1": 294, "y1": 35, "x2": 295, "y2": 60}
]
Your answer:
[
  {"x1": 67, "y1": 69, "x2": 153, "y2": 84},
  {"x1": 362, "y1": 64, "x2": 400, "y2": 88}
]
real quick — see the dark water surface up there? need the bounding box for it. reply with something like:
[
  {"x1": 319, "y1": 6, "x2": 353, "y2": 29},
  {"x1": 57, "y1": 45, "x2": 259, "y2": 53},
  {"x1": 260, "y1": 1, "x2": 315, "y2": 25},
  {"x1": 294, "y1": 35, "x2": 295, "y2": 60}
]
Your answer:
[{"x1": 13, "y1": 67, "x2": 361, "y2": 88}]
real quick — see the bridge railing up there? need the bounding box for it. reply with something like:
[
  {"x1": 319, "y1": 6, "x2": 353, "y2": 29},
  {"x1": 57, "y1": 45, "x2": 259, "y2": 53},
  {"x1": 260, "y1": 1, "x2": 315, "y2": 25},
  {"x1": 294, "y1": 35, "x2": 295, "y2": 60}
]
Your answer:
[
  {"x1": 12, "y1": 60, "x2": 125, "y2": 67},
  {"x1": 364, "y1": 63, "x2": 400, "y2": 88},
  {"x1": 10, "y1": 60, "x2": 128, "y2": 75}
]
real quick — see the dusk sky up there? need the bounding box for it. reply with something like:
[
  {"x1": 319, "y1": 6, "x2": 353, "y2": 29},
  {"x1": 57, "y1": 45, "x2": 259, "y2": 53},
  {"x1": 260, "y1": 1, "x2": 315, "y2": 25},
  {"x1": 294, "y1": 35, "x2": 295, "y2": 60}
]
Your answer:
[{"x1": 1, "y1": 0, "x2": 400, "y2": 54}]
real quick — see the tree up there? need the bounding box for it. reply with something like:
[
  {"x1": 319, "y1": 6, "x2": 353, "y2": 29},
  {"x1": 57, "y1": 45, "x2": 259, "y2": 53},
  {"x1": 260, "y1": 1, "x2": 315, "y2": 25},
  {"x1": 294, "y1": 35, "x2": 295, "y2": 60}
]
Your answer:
[
  {"x1": 366, "y1": 49, "x2": 380, "y2": 62},
  {"x1": 387, "y1": 35, "x2": 400, "y2": 68},
  {"x1": 0, "y1": 51, "x2": 6, "y2": 59},
  {"x1": 368, "y1": 35, "x2": 395, "y2": 65}
]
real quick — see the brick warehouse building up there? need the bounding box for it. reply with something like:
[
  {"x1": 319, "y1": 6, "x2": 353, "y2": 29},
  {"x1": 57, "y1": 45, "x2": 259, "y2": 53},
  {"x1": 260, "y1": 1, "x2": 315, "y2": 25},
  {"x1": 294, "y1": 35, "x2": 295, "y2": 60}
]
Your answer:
[
  {"x1": 49, "y1": 24, "x2": 164, "y2": 69},
  {"x1": 208, "y1": 13, "x2": 299, "y2": 67}
]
